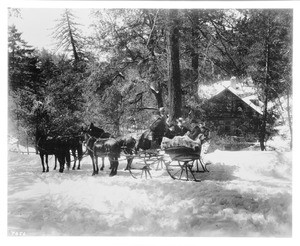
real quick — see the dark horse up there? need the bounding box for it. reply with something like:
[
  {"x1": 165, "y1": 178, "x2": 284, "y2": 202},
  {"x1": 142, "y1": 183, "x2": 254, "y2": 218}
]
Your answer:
[
  {"x1": 85, "y1": 123, "x2": 136, "y2": 176},
  {"x1": 36, "y1": 131, "x2": 70, "y2": 173},
  {"x1": 36, "y1": 131, "x2": 56, "y2": 172},
  {"x1": 52, "y1": 134, "x2": 84, "y2": 171}
]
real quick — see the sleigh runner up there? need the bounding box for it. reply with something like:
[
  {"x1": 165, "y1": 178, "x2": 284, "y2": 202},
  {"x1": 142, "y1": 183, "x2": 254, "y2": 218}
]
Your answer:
[{"x1": 162, "y1": 136, "x2": 210, "y2": 182}]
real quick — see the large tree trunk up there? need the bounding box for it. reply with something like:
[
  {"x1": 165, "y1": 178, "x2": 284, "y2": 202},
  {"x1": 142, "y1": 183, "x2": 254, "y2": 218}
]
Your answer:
[
  {"x1": 286, "y1": 93, "x2": 292, "y2": 150},
  {"x1": 150, "y1": 86, "x2": 164, "y2": 108},
  {"x1": 167, "y1": 9, "x2": 182, "y2": 123},
  {"x1": 66, "y1": 11, "x2": 79, "y2": 62},
  {"x1": 189, "y1": 10, "x2": 199, "y2": 106},
  {"x1": 191, "y1": 10, "x2": 199, "y2": 74},
  {"x1": 148, "y1": 54, "x2": 164, "y2": 109},
  {"x1": 259, "y1": 95, "x2": 268, "y2": 151},
  {"x1": 259, "y1": 24, "x2": 271, "y2": 151}
]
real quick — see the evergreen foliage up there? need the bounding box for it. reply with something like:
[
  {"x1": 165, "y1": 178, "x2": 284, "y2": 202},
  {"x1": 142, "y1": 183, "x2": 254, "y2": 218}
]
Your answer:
[
  {"x1": 52, "y1": 9, "x2": 86, "y2": 63},
  {"x1": 8, "y1": 9, "x2": 293, "y2": 150}
]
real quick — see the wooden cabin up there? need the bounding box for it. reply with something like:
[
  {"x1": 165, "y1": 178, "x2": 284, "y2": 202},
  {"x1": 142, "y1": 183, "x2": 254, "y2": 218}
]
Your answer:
[{"x1": 201, "y1": 87, "x2": 263, "y2": 141}]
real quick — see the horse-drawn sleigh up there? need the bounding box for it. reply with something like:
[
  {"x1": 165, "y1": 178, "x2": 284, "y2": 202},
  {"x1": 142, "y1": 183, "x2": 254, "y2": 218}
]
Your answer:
[
  {"x1": 126, "y1": 133, "x2": 210, "y2": 182},
  {"x1": 124, "y1": 113, "x2": 211, "y2": 182},
  {"x1": 36, "y1": 120, "x2": 210, "y2": 182}
]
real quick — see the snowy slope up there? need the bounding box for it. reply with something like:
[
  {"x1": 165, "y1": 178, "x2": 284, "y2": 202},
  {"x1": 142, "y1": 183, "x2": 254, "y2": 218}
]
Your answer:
[{"x1": 7, "y1": 149, "x2": 292, "y2": 237}]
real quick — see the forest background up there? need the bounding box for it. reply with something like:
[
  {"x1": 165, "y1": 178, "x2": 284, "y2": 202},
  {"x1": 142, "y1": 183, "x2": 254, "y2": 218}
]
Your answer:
[{"x1": 6, "y1": 6, "x2": 293, "y2": 151}]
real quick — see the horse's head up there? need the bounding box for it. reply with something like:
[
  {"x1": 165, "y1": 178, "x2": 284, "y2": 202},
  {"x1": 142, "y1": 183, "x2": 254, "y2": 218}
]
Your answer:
[
  {"x1": 36, "y1": 128, "x2": 52, "y2": 143},
  {"x1": 87, "y1": 123, "x2": 105, "y2": 138},
  {"x1": 88, "y1": 123, "x2": 94, "y2": 131},
  {"x1": 77, "y1": 125, "x2": 92, "y2": 144}
]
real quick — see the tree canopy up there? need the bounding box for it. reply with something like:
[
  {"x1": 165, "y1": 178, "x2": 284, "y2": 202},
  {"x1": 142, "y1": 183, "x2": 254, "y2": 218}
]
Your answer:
[{"x1": 8, "y1": 8, "x2": 293, "y2": 149}]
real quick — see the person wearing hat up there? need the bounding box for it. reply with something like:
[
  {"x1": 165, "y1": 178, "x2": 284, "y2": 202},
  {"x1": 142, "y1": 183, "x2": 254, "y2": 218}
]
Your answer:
[
  {"x1": 174, "y1": 117, "x2": 190, "y2": 136},
  {"x1": 186, "y1": 119, "x2": 210, "y2": 141},
  {"x1": 149, "y1": 107, "x2": 168, "y2": 145},
  {"x1": 199, "y1": 122, "x2": 211, "y2": 143},
  {"x1": 187, "y1": 119, "x2": 202, "y2": 140}
]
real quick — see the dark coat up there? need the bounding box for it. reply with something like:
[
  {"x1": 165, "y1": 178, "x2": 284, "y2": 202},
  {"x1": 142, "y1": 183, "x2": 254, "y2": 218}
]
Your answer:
[
  {"x1": 149, "y1": 116, "x2": 167, "y2": 144},
  {"x1": 188, "y1": 126, "x2": 201, "y2": 140},
  {"x1": 174, "y1": 125, "x2": 190, "y2": 136},
  {"x1": 165, "y1": 128, "x2": 176, "y2": 139},
  {"x1": 200, "y1": 126, "x2": 211, "y2": 142}
]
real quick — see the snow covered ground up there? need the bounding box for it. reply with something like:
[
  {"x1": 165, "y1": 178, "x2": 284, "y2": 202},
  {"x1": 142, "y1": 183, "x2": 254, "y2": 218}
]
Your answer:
[{"x1": 7, "y1": 148, "x2": 292, "y2": 237}]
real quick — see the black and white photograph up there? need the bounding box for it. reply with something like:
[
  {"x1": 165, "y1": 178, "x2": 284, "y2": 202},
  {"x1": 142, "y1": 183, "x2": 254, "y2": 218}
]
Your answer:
[{"x1": 3, "y1": 0, "x2": 298, "y2": 241}]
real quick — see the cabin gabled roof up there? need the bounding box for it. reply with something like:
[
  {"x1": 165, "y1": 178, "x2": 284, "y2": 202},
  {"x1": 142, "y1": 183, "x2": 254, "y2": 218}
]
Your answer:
[
  {"x1": 198, "y1": 80, "x2": 256, "y2": 99},
  {"x1": 203, "y1": 82, "x2": 263, "y2": 115}
]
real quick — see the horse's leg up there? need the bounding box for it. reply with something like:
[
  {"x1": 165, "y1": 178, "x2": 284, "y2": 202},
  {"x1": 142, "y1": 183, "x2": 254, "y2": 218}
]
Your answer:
[
  {"x1": 125, "y1": 150, "x2": 134, "y2": 170},
  {"x1": 77, "y1": 147, "x2": 83, "y2": 170},
  {"x1": 114, "y1": 158, "x2": 119, "y2": 175},
  {"x1": 54, "y1": 155, "x2": 57, "y2": 170},
  {"x1": 109, "y1": 157, "x2": 114, "y2": 176},
  {"x1": 100, "y1": 157, "x2": 105, "y2": 171},
  {"x1": 125, "y1": 156, "x2": 133, "y2": 170},
  {"x1": 107, "y1": 156, "x2": 112, "y2": 170},
  {"x1": 91, "y1": 152, "x2": 98, "y2": 176},
  {"x1": 95, "y1": 155, "x2": 99, "y2": 174},
  {"x1": 109, "y1": 157, "x2": 119, "y2": 176},
  {"x1": 90, "y1": 153, "x2": 96, "y2": 176},
  {"x1": 66, "y1": 151, "x2": 71, "y2": 170},
  {"x1": 109, "y1": 158, "x2": 112, "y2": 170},
  {"x1": 58, "y1": 155, "x2": 64, "y2": 173},
  {"x1": 40, "y1": 153, "x2": 45, "y2": 172},
  {"x1": 72, "y1": 149, "x2": 77, "y2": 170},
  {"x1": 59, "y1": 161, "x2": 64, "y2": 173},
  {"x1": 45, "y1": 154, "x2": 49, "y2": 172}
]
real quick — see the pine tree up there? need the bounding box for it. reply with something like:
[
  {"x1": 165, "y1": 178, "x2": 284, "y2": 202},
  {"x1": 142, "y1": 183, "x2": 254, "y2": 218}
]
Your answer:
[
  {"x1": 8, "y1": 25, "x2": 40, "y2": 93},
  {"x1": 52, "y1": 9, "x2": 85, "y2": 63},
  {"x1": 166, "y1": 9, "x2": 182, "y2": 123},
  {"x1": 8, "y1": 25, "x2": 41, "y2": 147},
  {"x1": 42, "y1": 56, "x2": 86, "y2": 135},
  {"x1": 239, "y1": 9, "x2": 292, "y2": 150}
]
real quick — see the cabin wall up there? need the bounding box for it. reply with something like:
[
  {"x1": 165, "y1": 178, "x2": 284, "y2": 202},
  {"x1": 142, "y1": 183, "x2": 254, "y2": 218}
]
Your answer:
[{"x1": 202, "y1": 89, "x2": 261, "y2": 141}]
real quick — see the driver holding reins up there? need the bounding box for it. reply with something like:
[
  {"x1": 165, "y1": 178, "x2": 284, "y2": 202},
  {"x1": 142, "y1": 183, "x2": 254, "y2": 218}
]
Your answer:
[{"x1": 149, "y1": 107, "x2": 168, "y2": 146}]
